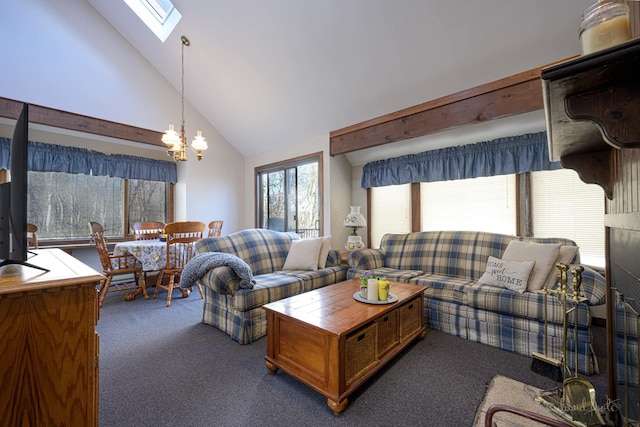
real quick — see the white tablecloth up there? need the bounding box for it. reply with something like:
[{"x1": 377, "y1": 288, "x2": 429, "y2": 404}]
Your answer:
[{"x1": 114, "y1": 239, "x2": 167, "y2": 272}]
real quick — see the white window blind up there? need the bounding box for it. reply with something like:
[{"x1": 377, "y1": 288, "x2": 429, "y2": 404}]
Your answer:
[
  {"x1": 420, "y1": 175, "x2": 516, "y2": 235},
  {"x1": 530, "y1": 169, "x2": 605, "y2": 268},
  {"x1": 370, "y1": 184, "x2": 411, "y2": 248}
]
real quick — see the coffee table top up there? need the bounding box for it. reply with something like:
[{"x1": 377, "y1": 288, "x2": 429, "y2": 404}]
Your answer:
[{"x1": 262, "y1": 278, "x2": 425, "y2": 336}]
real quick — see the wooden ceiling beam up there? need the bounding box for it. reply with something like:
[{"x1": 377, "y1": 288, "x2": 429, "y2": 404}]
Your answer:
[
  {"x1": 329, "y1": 58, "x2": 575, "y2": 156},
  {"x1": 0, "y1": 97, "x2": 164, "y2": 147}
]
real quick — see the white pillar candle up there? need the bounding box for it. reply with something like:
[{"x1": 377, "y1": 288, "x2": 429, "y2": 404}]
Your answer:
[{"x1": 367, "y1": 278, "x2": 378, "y2": 301}]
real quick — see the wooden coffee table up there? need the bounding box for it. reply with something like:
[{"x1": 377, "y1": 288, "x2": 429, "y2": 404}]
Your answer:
[{"x1": 263, "y1": 278, "x2": 426, "y2": 414}]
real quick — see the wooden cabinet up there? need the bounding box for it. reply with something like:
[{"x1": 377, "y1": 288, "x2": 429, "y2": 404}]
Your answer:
[
  {"x1": 0, "y1": 249, "x2": 104, "y2": 426},
  {"x1": 542, "y1": 37, "x2": 640, "y2": 426}
]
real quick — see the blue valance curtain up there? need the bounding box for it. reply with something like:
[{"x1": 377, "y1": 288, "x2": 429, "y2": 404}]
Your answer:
[
  {"x1": 360, "y1": 131, "x2": 561, "y2": 188},
  {"x1": 0, "y1": 138, "x2": 177, "y2": 183}
]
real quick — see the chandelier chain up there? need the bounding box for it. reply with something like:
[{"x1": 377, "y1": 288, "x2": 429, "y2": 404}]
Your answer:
[
  {"x1": 180, "y1": 37, "x2": 185, "y2": 135},
  {"x1": 162, "y1": 35, "x2": 207, "y2": 161}
]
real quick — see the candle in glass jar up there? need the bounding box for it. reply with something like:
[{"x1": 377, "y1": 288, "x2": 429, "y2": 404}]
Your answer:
[
  {"x1": 581, "y1": 14, "x2": 630, "y2": 54},
  {"x1": 580, "y1": 1, "x2": 630, "y2": 55}
]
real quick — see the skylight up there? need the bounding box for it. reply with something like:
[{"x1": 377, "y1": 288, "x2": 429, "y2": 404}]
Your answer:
[{"x1": 123, "y1": 0, "x2": 181, "y2": 42}]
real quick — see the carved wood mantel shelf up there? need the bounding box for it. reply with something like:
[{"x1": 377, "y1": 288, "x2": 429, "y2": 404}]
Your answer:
[{"x1": 541, "y1": 38, "x2": 640, "y2": 200}]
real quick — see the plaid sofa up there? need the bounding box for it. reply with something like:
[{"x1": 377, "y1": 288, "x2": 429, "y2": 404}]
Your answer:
[
  {"x1": 615, "y1": 298, "x2": 639, "y2": 388},
  {"x1": 194, "y1": 228, "x2": 347, "y2": 344},
  {"x1": 346, "y1": 230, "x2": 606, "y2": 375}
]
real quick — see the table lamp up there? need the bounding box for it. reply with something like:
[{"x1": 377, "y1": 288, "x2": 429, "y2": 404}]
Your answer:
[{"x1": 343, "y1": 206, "x2": 366, "y2": 251}]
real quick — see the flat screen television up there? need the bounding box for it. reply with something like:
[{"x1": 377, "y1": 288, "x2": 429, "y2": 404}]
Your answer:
[{"x1": 0, "y1": 103, "x2": 47, "y2": 271}]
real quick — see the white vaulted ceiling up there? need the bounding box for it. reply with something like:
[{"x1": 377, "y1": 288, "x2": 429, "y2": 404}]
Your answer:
[{"x1": 86, "y1": 0, "x2": 593, "y2": 159}]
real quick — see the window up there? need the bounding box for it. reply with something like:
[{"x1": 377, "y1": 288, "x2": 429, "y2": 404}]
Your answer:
[
  {"x1": 367, "y1": 170, "x2": 605, "y2": 267},
  {"x1": 28, "y1": 172, "x2": 170, "y2": 241},
  {"x1": 530, "y1": 168, "x2": 604, "y2": 267},
  {"x1": 123, "y1": 0, "x2": 181, "y2": 42},
  {"x1": 420, "y1": 175, "x2": 517, "y2": 234},
  {"x1": 127, "y1": 179, "x2": 168, "y2": 227},
  {"x1": 370, "y1": 184, "x2": 411, "y2": 248},
  {"x1": 256, "y1": 152, "x2": 322, "y2": 238}
]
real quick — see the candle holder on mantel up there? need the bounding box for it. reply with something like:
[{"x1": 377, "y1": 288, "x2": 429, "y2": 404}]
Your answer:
[{"x1": 343, "y1": 206, "x2": 366, "y2": 251}]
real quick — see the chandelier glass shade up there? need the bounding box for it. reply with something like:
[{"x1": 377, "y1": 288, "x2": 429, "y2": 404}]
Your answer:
[{"x1": 163, "y1": 35, "x2": 207, "y2": 161}]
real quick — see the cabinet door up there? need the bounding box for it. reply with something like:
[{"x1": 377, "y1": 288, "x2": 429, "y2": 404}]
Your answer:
[{"x1": 0, "y1": 284, "x2": 98, "y2": 426}]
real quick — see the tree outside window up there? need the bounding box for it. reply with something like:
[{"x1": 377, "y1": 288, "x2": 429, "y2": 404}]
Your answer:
[{"x1": 256, "y1": 152, "x2": 322, "y2": 239}]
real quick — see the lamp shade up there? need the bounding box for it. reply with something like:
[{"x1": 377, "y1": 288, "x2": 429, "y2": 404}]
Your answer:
[
  {"x1": 162, "y1": 124, "x2": 180, "y2": 150},
  {"x1": 191, "y1": 131, "x2": 208, "y2": 151},
  {"x1": 344, "y1": 206, "x2": 366, "y2": 228}
]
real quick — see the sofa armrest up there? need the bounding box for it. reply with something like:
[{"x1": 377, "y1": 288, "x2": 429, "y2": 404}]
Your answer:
[
  {"x1": 347, "y1": 248, "x2": 385, "y2": 270},
  {"x1": 199, "y1": 266, "x2": 247, "y2": 296},
  {"x1": 567, "y1": 264, "x2": 606, "y2": 306},
  {"x1": 325, "y1": 249, "x2": 342, "y2": 268}
]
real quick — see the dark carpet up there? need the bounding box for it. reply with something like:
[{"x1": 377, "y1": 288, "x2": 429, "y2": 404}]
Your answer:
[{"x1": 97, "y1": 290, "x2": 608, "y2": 426}]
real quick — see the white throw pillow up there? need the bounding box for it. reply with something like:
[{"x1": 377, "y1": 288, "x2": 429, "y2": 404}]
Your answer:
[
  {"x1": 317, "y1": 236, "x2": 332, "y2": 269},
  {"x1": 283, "y1": 237, "x2": 324, "y2": 271},
  {"x1": 478, "y1": 256, "x2": 536, "y2": 293},
  {"x1": 544, "y1": 245, "x2": 579, "y2": 288},
  {"x1": 502, "y1": 240, "x2": 561, "y2": 292}
]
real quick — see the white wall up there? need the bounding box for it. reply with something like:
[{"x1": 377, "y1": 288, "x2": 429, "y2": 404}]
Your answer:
[
  {"x1": 330, "y1": 154, "x2": 355, "y2": 250},
  {"x1": 0, "y1": 0, "x2": 245, "y2": 232}
]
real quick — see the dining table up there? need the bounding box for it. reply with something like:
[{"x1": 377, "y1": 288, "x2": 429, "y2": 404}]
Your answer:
[
  {"x1": 113, "y1": 239, "x2": 190, "y2": 301},
  {"x1": 114, "y1": 239, "x2": 168, "y2": 272}
]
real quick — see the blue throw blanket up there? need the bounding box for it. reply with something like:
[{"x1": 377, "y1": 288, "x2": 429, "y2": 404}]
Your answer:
[{"x1": 180, "y1": 252, "x2": 255, "y2": 290}]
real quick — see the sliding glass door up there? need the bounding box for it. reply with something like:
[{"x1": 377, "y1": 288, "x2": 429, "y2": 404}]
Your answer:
[{"x1": 256, "y1": 153, "x2": 322, "y2": 238}]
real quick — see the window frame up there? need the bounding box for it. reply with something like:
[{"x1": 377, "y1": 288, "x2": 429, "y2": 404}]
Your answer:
[
  {"x1": 254, "y1": 151, "x2": 323, "y2": 236},
  {"x1": 32, "y1": 174, "x2": 174, "y2": 248}
]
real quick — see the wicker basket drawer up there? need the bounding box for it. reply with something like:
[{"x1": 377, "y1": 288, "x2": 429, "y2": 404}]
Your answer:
[
  {"x1": 377, "y1": 311, "x2": 399, "y2": 356},
  {"x1": 345, "y1": 323, "x2": 378, "y2": 385},
  {"x1": 399, "y1": 298, "x2": 422, "y2": 342}
]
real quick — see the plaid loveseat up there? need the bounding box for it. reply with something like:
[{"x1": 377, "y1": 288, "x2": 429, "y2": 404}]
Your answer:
[
  {"x1": 194, "y1": 228, "x2": 347, "y2": 344},
  {"x1": 347, "y1": 230, "x2": 606, "y2": 375}
]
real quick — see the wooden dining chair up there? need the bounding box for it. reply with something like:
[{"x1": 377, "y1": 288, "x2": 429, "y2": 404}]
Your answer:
[
  {"x1": 132, "y1": 221, "x2": 165, "y2": 240},
  {"x1": 207, "y1": 220, "x2": 224, "y2": 237},
  {"x1": 154, "y1": 221, "x2": 206, "y2": 307},
  {"x1": 89, "y1": 221, "x2": 147, "y2": 308},
  {"x1": 27, "y1": 223, "x2": 39, "y2": 249}
]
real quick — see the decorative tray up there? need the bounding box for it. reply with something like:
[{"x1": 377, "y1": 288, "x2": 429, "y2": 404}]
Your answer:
[{"x1": 352, "y1": 292, "x2": 398, "y2": 305}]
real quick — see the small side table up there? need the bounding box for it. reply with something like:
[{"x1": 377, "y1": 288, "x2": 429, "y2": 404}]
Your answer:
[{"x1": 338, "y1": 249, "x2": 350, "y2": 267}]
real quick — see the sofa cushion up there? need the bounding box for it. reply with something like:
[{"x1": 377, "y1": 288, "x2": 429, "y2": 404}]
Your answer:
[
  {"x1": 502, "y1": 240, "x2": 560, "y2": 292},
  {"x1": 277, "y1": 266, "x2": 347, "y2": 293},
  {"x1": 349, "y1": 267, "x2": 425, "y2": 283},
  {"x1": 409, "y1": 274, "x2": 476, "y2": 304},
  {"x1": 233, "y1": 273, "x2": 305, "y2": 311},
  {"x1": 283, "y1": 237, "x2": 323, "y2": 271},
  {"x1": 544, "y1": 245, "x2": 579, "y2": 287},
  {"x1": 317, "y1": 236, "x2": 332, "y2": 269},
  {"x1": 477, "y1": 256, "x2": 535, "y2": 293},
  {"x1": 465, "y1": 283, "x2": 591, "y2": 327}
]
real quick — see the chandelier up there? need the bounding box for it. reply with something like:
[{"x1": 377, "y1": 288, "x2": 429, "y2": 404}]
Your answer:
[{"x1": 162, "y1": 35, "x2": 207, "y2": 161}]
